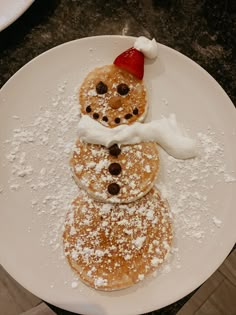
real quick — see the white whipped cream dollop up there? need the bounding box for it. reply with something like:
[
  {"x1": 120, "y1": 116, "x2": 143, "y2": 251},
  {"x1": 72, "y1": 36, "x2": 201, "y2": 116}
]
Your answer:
[
  {"x1": 134, "y1": 36, "x2": 158, "y2": 59},
  {"x1": 77, "y1": 115, "x2": 197, "y2": 160}
]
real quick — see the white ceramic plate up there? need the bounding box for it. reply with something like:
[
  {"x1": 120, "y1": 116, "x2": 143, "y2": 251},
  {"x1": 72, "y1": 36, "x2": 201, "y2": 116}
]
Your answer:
[
  {"x1": 0, "y1": 36, "x2": 236, "y2": 315},
  {"x1": 0, "y1": 0, "x2": 34, "y2": 32}
]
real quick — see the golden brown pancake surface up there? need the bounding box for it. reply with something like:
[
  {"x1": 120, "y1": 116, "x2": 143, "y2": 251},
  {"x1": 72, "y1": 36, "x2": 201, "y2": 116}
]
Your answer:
[
  {"x1": 79, "y1": 65, "x2": 147, "y2": 128},
  {"x1": 63, "y1": 188, "x2": 173, "y2": 291}
]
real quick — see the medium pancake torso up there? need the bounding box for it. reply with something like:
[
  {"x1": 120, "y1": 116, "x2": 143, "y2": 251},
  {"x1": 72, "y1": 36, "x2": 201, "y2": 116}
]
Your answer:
[
  {"x1": 79, "y1": 65, "x2": 147, "y2": 128},
  {"x1": 70, "y1": 139, "x2": 159, "y2": 203},
  {"x1": 63, "y1": 188, "x2": 173, "y2": 291}
]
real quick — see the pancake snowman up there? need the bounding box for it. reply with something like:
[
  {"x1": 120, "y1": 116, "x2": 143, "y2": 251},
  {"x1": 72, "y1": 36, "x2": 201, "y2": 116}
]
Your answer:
[{"x1": 63, "y1": 37, "x2": 196, "y2": 291}]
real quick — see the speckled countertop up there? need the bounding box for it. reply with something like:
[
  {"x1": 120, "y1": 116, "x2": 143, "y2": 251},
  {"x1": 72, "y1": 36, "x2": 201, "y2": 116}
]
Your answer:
[{"x1": 0, "y1": 1, "x2": 235, "y2": 315}]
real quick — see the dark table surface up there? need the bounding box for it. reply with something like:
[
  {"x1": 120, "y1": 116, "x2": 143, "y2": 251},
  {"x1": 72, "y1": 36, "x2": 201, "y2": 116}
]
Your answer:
[{"x1": 0, "y1": 1, "x2": 235, "y2": 315}]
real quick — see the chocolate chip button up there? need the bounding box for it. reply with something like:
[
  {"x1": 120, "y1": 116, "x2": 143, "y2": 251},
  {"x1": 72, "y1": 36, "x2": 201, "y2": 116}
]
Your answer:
[
  {"x1": 109, "y1": 144, "x2": 121, "y2": 157},
  {"x1": 108, "y1": 183, "x2": 120, "y2": 195},
  {"x1": 109, "y1": 163, "x2": 122, "y2": 175},
  {"x1": 96, "y1": 81, "x2": 108, "y2": 94},
  {"x1": 117, "y1": 83, "x2": 130, "y2": 95}
]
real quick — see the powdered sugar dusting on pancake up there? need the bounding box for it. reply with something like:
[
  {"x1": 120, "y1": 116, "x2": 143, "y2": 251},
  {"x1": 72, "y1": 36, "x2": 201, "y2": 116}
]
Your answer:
[{"x1": 63, "y1": 188, "x2": 173, "y2": 291}]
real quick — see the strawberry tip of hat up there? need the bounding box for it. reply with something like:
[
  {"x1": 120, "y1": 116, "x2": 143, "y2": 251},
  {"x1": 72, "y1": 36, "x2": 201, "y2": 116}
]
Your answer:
[{"x1": 113, "y1": 47, "x2": 144, "y2": 80}]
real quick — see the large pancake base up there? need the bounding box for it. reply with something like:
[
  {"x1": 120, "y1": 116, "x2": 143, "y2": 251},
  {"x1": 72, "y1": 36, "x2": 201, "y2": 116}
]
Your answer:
[{"x1": 63, "y1": 188, "x2": 173, "y2": 291}]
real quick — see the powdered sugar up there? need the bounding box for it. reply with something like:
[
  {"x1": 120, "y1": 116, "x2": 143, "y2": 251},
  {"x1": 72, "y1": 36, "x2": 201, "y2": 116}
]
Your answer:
[
  {"x1": 94, "y1": 277, "x2": 108, "y2": 287},
  {"x1": 71, "y1": 281, "x2": 79, "y2": 289},
  {"x1": 224, "y1": 173, "x2": 236, "y2": 183},
  {"x1": 155, "y1": 126, "x2": 235, "y2": 273},
  {"x1": 2, "y1": 81, "x2": 79, "y2": 257},
  {"x1": 132, "y1": 236, "x2": 146, "y2": 249},
  {"x1": 212, "y1": 216, "x2": 222, "y2": 228},
  {"x1": 1, "y1": 79, "x2": 235, "y2": 290}
]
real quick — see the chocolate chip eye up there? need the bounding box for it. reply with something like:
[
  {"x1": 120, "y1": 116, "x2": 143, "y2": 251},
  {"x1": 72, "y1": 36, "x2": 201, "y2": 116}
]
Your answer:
[
  {"x1": 114, "y1": 117, "x2": 120, "y2": 124},
  {"x1": 117, "y1": 83, "x2": 130, "y2": 95},
  {"x1": 96, "y1": 81, "x2": 108, "y2": 94}
]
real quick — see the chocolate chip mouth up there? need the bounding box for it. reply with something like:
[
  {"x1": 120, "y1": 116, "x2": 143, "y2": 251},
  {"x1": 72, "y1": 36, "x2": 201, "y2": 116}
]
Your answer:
[
  {"x1": 124, "y1": 113, "x2": 133, "y2": 120},
  {"x1": 86, "y1": 105, "x2": 92, "y2": 113},
  {"x1": 102, "y1": 116, "x2": 108, "y2": 122},
  {"x1": 133, "y1": 108, "x2": 139, "y2": 115},
  {"x1": 93, "y1": 112, "x2": 99, "y2": 119},
  {"x1": 86, "y1": 107, "x2": 138, "y2": 124},
  {"x1": 84, "y1": 80, "x2": 140, "y2": 124}
]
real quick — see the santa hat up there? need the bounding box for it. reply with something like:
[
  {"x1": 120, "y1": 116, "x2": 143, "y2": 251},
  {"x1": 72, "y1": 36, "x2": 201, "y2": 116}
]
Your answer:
[{"x1": 113, "y1": 36, "x2": 158, "y2": 80}]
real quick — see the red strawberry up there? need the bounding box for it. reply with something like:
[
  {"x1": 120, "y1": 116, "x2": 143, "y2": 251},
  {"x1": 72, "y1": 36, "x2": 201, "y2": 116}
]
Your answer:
[{"x1": 114, "y1": 47, "x2": 144, "y2": 80}]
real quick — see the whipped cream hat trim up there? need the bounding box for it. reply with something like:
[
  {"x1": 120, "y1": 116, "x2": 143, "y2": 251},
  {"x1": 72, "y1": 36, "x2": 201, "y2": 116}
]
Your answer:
[
  {"x1": 133, "y1": 36, "x2": 158, "y2": 59},
  {"x1": 113, "y1": 36, "x2": 158, "y2": 80}
]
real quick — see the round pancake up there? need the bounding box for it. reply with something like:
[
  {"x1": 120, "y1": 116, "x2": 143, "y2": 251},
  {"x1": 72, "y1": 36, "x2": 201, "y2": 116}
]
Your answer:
[
  {"x1": 70, "y1": 139, "x2": 160, "y2": 203},
  {"x1": 79, "y1": 65, "x2": 147, "y2": 128},
  {"x1": 63, "y1": 188, "x2": 173, "y2": 291}
]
